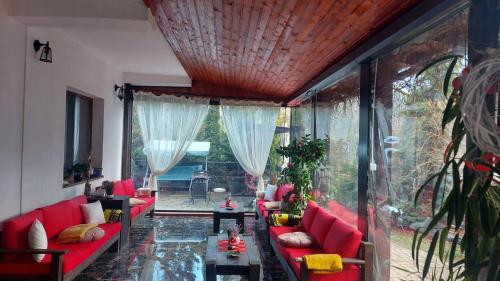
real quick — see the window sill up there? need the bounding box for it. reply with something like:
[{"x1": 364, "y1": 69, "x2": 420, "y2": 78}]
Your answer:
[{"x1": 63, "y1": 176, "x2": 104, "y2": 188}]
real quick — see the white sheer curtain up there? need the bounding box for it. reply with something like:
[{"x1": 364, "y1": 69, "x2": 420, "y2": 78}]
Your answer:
[
  {"x1": 134, "y1": 92, "x2": 209, "y2": 191},
  {"x1": 219, "y1": 100, "x2": 280, "y2": 191}
]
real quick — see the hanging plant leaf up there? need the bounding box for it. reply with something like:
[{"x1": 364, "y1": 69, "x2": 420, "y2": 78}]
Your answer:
[
  {"x1": 439, "y1": 227, "x2": 450, "y2": 262},
  {"x1": 416, "y1": 54, "x2": 463, "y2": 78},
  {"x1": 443, "y1": 57, "x2": 458, "y2": 97},
  {"x1": 422, "y1": 230, "x2": 440, "y2": 279},
  {"x1": 412, "y1": 228, "x2": 420, "y2": 260}
]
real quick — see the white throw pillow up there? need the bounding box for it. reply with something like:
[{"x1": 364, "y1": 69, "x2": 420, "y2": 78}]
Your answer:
[
  {"x1": 28, "y1": 219, "x2": 48, "y2": 262},
  {"x1": 264, "y1": 184, "x2": 278, "y2": 201},
  {"x1": 80, "y1": 201, "x2": 106, "y2": 224}
]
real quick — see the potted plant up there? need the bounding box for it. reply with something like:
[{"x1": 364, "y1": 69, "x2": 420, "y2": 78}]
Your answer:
[
  {"x1": 277, "y1": 135, "x2": 327, "y2": 215},
  {"x1": 72, "y1": 163, "x2": 89, "y2": 182},
  {"x1": 412, "y1": 56, "x2": 499, "y2": 281}
]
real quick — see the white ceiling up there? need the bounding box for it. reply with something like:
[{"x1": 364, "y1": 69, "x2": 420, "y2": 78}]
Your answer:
[
  {"x1": 60, "y1": 27, "x2": 189, "y2": 77},
  {"x1": 8, "y1": 0, "x2": 190, "y2": 84}
]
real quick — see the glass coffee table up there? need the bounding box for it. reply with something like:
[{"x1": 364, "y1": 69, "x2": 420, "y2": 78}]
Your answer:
[{"x1": 205, "y1": 234, "x2": 261, "y2": 281}]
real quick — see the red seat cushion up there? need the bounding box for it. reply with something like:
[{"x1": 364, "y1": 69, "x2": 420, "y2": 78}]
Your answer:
[
  {"x1": 0, "y1": 222, "x2": 121, "y2": 275},
  {"x1": 130, "y1": 206, "x2": 141, "y2": 219},
  {"x1": 322, "y1": 218, "x2": 362, "y2": 258},
  {"x1": 41, "y1": 200, "x2": 74, "y2": 239},
  {"x1": 46, "y1": 222, "x2": 121, "y2": 273},
  {"x1": 309, "y1": 207, "x2": 335, "y2": 246},
  {"x1": 122, "y1": 179, "x2": 135, "y2": 197},
  {"x1": 302, "y1": 200, "x2": 319, "y2": 232},
  {"x1": 113, "y1": 181, "x2": 125, "y2": 195},
  {"x1": 290, "y1": 260, "x2": 361, "y2": 281},
  {"x1": 275, "y1": 184, "x2": 293, "y2": 201},
  {"x1": 68, "y1": 195, "x2": 88, "y2": 225},
  {"x1": 1, "y1": 210, "x2": 44, "y2": 261}
]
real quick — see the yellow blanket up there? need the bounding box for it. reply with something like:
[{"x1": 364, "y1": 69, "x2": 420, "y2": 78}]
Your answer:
[{"x1": 304, "y1": 254, "x2": 343, "y2": 274}]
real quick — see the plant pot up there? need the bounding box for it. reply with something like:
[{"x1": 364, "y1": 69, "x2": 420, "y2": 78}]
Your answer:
[
  {"x1": 93, "y1": 167, "x2": 103, "y2": 177},
  {"x1": 73, "y1": 173, "x2": 82, "y2": 182}
]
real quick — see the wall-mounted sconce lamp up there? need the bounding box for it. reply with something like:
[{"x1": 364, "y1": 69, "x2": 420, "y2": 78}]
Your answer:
[
  {"x1": 33, "y1": 40, "x2": 53, "y2": 63},
  {"x1": 114, "y1": 84, "x2": 125, "y2": 100}
]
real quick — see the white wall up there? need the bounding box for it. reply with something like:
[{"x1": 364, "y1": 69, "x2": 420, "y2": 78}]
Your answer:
[
  {"x1": 0, "y1": 0, "x2": 26, "y2": 223},
  {"x1": 0, "y1": 1, "x2": 124, "y2": 222}
]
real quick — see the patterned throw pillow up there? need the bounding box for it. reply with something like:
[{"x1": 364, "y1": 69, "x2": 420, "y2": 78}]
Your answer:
[
  {"x1": 278, "y1": 232, "x2": 315, "y2": 248},
  {"x1": 56, "y1": 224, "x2": 98, "y2": 244},
  {"x1": 103, "y1": 209, "x2": 122, "y2": 223},
  {"x1": 80, "y1": 227, "x2": 105, "y2": 243}
]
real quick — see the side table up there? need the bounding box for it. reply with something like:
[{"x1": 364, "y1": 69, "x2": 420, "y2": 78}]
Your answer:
[
  {"x1": 213, "y1": 202, "x2": 244, "y2": 233},
  {"x1": 87, "y1": 195, "x2": 130, "y2": 250}
]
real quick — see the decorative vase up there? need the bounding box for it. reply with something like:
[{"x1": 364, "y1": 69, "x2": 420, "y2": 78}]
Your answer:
[
  {"x1": 84, "y1": 181, "x2": 91, "y2": 196},
  {"x1": 74, "y1": 173, "x2": 82, "y2": 182}
]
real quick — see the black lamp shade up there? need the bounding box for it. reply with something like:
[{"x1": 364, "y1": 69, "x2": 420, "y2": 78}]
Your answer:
[
  {"x1": 33, "y1": 40, "x2": 52, "y2": 63},
  {"x1": 40, "y1": 43, "x2": 52, "y2": 63}
]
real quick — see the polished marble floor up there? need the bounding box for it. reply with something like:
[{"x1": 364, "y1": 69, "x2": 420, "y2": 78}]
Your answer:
[{"x1": 75, "y1": 216, "x2": 287, "y2": 281}]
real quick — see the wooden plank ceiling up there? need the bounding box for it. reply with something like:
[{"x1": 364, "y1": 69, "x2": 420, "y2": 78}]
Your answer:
[{"x1": 144, "y1": 0, "x2": 420, "y2": 101}]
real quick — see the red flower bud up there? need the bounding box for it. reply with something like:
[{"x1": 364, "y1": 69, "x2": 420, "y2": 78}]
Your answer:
[
  {"x1": 486, "y1": 85, "x2": 496, "y2": 95},
  {"x1": 452, "y1": 77, "x2": 461, "y2": 89},
  {"x1": 461, "y1": 67, "x2": 471, "y2": 76}
]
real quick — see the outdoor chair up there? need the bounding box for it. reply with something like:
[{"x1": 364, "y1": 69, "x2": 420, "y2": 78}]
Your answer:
[{"x1": 189, "y1": 171, "x2": 209, "y2": 204}]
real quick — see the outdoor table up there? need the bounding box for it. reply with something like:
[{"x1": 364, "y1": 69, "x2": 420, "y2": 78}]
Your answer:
[
  {"x1": 205, "y1": 234, "x2": 261, "y2": 281},
  {"x1": 213, "y1": 201, "x2": 244, "y2": 233}
]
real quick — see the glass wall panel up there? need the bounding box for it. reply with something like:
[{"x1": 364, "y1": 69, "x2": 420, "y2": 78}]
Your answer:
[
  {"x1": 368, "y1": 10, "x2": 468, "y2": 281},
  {"x1": 290, "y1": 99, "x2": 313, "y2": 140},
  {"x1": 315, "y1": 72, "x2": 360, "y2": 228}
]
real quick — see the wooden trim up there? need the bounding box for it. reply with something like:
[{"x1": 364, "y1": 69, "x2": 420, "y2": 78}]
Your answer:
[{"x1": 121, "y1": 89, "x2": 133, "y2": 179}]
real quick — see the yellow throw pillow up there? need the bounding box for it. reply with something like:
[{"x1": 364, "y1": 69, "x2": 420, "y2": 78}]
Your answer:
[
  {"x1": 103, "y1": 209, "x2": 122, "y2": 223},
  {"x1": 129, "y1": 198, "x2": 147, "y2": 206},
  {"x1": 56, "y1": 224, "x2": 98, "y2": 244}
]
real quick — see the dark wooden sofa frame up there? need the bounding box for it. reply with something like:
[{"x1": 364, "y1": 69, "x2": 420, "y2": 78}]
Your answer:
[{"x1": 269, "y1": 238, "x2": 374, "y2": 281}]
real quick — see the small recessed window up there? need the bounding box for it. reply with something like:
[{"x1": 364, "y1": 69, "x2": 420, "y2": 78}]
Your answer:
[{"x1": 63, "y1": 90, "x2": 103, "y2": 187}]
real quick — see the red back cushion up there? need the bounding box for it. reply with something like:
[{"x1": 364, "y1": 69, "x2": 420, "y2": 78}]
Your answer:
[
  {"x1": 302, "y1": 200, "x2": 319, "y2": 232},
  {"x1": 41, "y1": 200, "x2": 74, "y2": 239},
  {"x1": 113, "y1": 181, "x2": 125, "y2": 195},
  {"x1": 122, "y1": 179, "x2": 135, "y2": 197},
  {"x1": 323, "y1": 217, "x2": 362, "y2": 258},
  {"x1": 1, "y1": 210, "x2": 44, "y2": 261},
  {"x1": 309, "y1": 207, "x2": 336, "y2": 246},
  {"x1": 275, "y1": 184, "x2": 293, "y2": 201},
  {"x1": 68, "y1": 195, "x2": 88, "y2": 225}
]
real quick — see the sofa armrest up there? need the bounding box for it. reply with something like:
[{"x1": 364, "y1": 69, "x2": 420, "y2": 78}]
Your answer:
[
  {"x1": 0, "y1": 248, "x2": 68, "y2": 281},
  {"x1": 294, "y1": 241, "x2": 374, "y2": 281}
]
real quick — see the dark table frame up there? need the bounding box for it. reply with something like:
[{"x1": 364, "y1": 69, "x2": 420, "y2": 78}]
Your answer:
[
  {"x1": 205, "y1": 234, "x2": 261, "y2": 281},
  {"x1": 213, "y1": 201, "x2": 244, "y2": 233}
]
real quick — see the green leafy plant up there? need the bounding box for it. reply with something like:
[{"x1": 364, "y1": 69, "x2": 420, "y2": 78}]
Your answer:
[
  {"x1": 277, "y1": 135, "x2": 327, "y2": 214},
  {"x1": 412, "y1": 55, "x2": 500, "y2": 280}
]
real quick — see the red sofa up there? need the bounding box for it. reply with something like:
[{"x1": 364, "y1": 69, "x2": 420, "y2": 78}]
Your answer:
[
  {"x1": 113, "y1": 179, "x2": 156, "y2": 225},
  {"x1": 0, "y1": 195, "x2": 122, "y2": 281},
  {"x1": 269, "y1": 200, "x2": 374, "y2": 281},
  {"x1": 255, "y1": 184, "x2": 293, "y2": 228}
]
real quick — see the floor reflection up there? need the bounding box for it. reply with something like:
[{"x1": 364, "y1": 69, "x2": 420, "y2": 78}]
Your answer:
[{"x1": 75, "y1": 216, "x2": 287, "y2": 281}]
